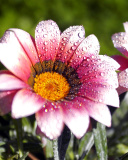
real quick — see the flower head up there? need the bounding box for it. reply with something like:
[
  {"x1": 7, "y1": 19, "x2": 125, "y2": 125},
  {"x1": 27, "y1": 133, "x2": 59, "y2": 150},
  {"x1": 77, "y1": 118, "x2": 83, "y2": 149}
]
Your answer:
[
  {"x1": 0, "y1": 20, "x2": 119, "y2": 139},
  {"x1": 112, "y1": 22, "x2": 128, "y2": 94}
]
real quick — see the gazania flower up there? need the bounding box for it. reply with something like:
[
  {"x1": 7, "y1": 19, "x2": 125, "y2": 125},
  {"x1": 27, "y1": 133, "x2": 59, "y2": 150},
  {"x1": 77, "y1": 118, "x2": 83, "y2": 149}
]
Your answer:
[
  {"x1": 112, "y1": 22, "x2": 128, "y2": 94},
  {"x1": 0, "y1": 20, "x2": 119, "y2": 139}
]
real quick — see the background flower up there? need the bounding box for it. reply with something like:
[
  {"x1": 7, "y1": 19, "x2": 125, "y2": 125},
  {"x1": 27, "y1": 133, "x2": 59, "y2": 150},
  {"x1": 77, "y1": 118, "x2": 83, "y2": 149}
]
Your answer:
[{"x1": 112, "y1": 22, "x2": 128, "y2": 94}]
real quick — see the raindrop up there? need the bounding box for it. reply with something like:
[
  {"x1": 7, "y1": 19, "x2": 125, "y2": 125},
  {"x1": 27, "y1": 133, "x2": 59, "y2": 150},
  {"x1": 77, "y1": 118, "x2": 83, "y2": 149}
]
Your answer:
[
  {"x1": 71, "y1": 46, "x2": 76, "y2": 50},
  {"x1": 78, "y1": 32, "x2": 84, "y2": 38}
]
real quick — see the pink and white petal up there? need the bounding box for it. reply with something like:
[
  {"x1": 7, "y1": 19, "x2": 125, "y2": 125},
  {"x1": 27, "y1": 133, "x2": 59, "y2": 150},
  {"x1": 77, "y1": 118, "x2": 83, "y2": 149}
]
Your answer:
[
  {"x1": 0, "y1": 30, "x2": 35, "y2": 83},
  {"x1": 78, "y1": 83, "x2": 119, "y2": 107},
  {"x1": 112, "y1": 32, "x2": 128, "y2": 58},
  {"x1": 55, "y1": 25, "x2": 85, "y2": 64},
  {"x1": 123, "y1": 22, "x2": 128, "y2": 33},
  {"x1": 61, "y1": 98, "x2": 90, "y2": 139},
  {"x1": 12, "y1": 89, "x2": 46, "y2": 118},
  {"x1": 36, "y1": 101, "x2": 64, "y2": 139},
  {"x1": 35, "y1": 20, "x2": 61, "y2": 62},
  {"x1": 69, "y1": 34, "x2": 100, "y2": 69},
  {"x1": 8, "y1": 29, "x2": 39, "y2": 66},
  {"x1": 118, "y1": 69, "x2": 128, "y2": 89},
  {"x1": 111, "y1": 55, "x2": 128, "y2": 71},
  {"x1": 99, "y1": 55, "x2": 120, "y2": 70},
  {"x1": 82, "y1": 98, "x2": 111, "y2": 127},
  {"x1": 0, "y1": 90, "x2": 17, "y2": 115},
  {"x1": 77, "y1": 56, "x2": 119, "y2": 88},
  {"x1": 0, "y1": 72, "x2": 29, "y2": 91}
]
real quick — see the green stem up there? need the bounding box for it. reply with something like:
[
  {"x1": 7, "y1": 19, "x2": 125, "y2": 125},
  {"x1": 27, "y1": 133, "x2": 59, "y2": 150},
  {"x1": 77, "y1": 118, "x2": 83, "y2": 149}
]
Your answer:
[
  {"x1": 53, "y1": 139, "x2": 59, "y2": 160},
  {"x1": 13, "y1": 118, "x2": 23, "y2": 158}
]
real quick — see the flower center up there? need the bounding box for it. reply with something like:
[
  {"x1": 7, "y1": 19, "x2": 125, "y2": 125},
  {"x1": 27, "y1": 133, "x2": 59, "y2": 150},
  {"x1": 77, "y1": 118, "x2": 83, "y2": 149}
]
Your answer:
[{"x1": 33, "y1": 72, "x2": 70, "y2": 101}]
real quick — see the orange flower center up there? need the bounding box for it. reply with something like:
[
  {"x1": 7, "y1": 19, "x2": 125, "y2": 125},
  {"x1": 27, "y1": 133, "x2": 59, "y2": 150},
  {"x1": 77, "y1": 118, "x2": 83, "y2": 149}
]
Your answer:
[{"x1": 33, "y1": 72, "x2": 70, "y2": 101}]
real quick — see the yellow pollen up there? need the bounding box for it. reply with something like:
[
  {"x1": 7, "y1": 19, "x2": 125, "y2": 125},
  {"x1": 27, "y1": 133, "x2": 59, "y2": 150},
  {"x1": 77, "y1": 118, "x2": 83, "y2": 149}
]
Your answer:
[{"x1": 33, "y1": 72, "x2": 70, "y2": 101}]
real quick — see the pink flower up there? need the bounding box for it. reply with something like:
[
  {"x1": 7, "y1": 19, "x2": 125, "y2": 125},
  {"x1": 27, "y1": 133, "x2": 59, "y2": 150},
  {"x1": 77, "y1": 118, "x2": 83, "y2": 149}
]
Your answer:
[
  {"x1": 0, "y1": 20, "x2": 119, "y2": 139},
  {"x1": 112, "y1": 22, "x2": 128, "y2": 94}
]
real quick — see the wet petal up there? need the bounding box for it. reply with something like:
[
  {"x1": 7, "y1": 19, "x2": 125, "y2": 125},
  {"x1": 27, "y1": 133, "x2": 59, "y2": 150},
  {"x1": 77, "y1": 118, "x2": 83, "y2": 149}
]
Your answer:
[
  {"x1": 111, "y1": 55, "x2": 128, "y2": 71},
  {"x1": 69, "y1": 34, "x2": 100, "y2": 69},
  {"x1": 0, "y1": 30, "x2": 35, "y2": 83},
  {"x1": 12, "y1": 89, "x2": 46, "y2": 118},
  {"x1": 112, "y1": 32, "x2": 128, "y2": 57},
  {"x1": 77, "y1": 55, "x2": 119, "y2": 88},
  {"x1": 35, "y1": 20, "x2": 61, "y2": 62},
  {"x1": 0, "y1": 90, "x2": 17, "y2": 115},
  {"x1": 56, "y1": 25, "x2": 85, "y2": 64},
  {"x1": 118, "y1": 68, "x2": 128, "y2": 89},
  {"x1": 62, "y1": 98, "x2": 90, "y2": 139},
  {"x1": 78, "y1": 83, "x2": 119, "y2": 107},
  {"x1": 36, "y1": 101, "x2": 64, "y2": 139},
  {"x1": 0, "y1": 71, "x2": 28, "y2": 91}
]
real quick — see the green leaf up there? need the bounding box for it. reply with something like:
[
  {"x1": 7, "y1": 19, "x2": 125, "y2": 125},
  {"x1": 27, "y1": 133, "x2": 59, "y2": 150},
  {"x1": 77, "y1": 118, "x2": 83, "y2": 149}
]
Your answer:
[
  {"x1": 93, "y1": 122, "x2": 108, "y2": 160},
  {"x1": 78, "y1": 132, "x2": 94, "y2": 160}
]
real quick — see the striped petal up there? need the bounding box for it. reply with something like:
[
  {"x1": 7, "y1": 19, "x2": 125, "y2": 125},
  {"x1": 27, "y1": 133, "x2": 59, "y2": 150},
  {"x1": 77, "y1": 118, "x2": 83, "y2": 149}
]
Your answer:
[
  {"x1": 55, "y1": 25, "x2": 85, "y2": 64},
  {"x1": 61, "y1": 98, "x2": 90, "y2": 139},
  {"x1": 35, "y1": 20, "x2": 60, "y2": 62},
  {"x1": 12, "y1": 89, "x2": 46, "y2": 118},
  {"x1": 0, "y1": 30, "x2": 35, "y2": 83},
  {"x1": 0, "y1": 71, "x2": 28, "y2": 91},
  {"x1": 36, "y1": 101, "x2": 64, "y2": 139},
  {"x1": 69, "y1": 34, "x2": 100, "y2": 69}
]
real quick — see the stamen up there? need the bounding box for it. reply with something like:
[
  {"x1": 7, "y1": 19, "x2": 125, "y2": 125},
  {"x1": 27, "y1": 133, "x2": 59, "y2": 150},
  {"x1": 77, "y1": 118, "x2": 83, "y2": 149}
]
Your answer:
[{"x1": 33, "y1": 72, "x2": 70, "y2": 101}]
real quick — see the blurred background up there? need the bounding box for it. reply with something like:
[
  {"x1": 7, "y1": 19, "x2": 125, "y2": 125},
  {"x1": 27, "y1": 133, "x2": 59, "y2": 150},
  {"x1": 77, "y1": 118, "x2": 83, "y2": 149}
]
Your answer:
[{"x1": 0, "y1": 0, "x2": 128, "y2": 56}]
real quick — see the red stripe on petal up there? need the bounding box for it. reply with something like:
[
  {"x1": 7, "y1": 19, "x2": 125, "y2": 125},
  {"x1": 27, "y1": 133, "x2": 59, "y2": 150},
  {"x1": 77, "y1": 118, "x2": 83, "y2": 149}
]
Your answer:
[
  {"x1": 111, "y1": 55, "x2": 128, "y2": 71},
  {"x1": 12, "y1": 89, "x2": 46, "y2": 118},
  {"x1": 35, "y1": 20, "x2": 61, "y2": 62},
  {"x1": 36, "y1": 101, "x2": 64, "y2": 139}
]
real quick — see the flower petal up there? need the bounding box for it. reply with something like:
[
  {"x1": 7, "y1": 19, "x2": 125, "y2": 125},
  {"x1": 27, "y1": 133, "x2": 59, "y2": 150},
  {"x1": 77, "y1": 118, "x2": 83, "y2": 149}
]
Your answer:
[
  {"x1": 61, "y1": 98, "x2": 90, "y2": 139},
  {"x1": 8, "y1": 29, "x2": 39, "y2": 65},
  {"x1": 0, "y1": 71, "x2": 28, "y2": 91},
  {"x1": 118, "y1": 68, "x2": 128, "y2": 89},
  {"x1": 55, "y1": 25, "x2": 85, "y2": 64},
  {"x1": 112, "y1": 32, "x2": 128, "y2": 57},
  {"x1": 69, "y1": 34, "x2": 100, "y2": 69},
  {"x1": 0, "y1": 90, "x2": 17, "y2": 115},
  {"x1": 36, "y1": 101, "x2": 64, "y2": 139},
  {"x1": 83, "y1": 98, "x2": 111, "y2": 127},
  {"x1": 78, "y1": 83, "x2": 119, "y2": 107},
  {"x1": 12, "y1": 89, "x2": 46, "y2": 118},
  {"x1": 35, "y1": 20, "x2": 60, "y2": 62},
  {"x1": 111, "y1": 55, "x2": 128, "y2": 71},
  {"x1": 0, "y1": 30, "x2": 35, "y2": 83},
  {"x1": 77, "y1": 55, "x2": 119, "y2": 88}
]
